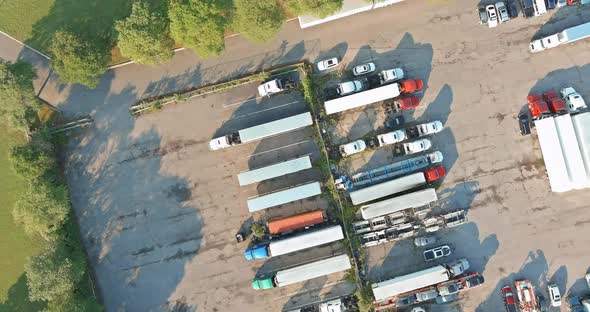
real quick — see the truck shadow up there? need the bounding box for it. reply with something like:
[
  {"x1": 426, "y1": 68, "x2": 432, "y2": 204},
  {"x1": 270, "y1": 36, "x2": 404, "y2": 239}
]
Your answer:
[
  {"x1": 474, "y1": 249, "x2": 551, "y2": 312},
  {"x1": 532, "y1": 4, "x2": 590, "y2": 40}
]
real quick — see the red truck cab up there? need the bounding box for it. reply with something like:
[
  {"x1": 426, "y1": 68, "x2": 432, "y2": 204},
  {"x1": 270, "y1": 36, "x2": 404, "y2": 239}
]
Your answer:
[
  {"x1": 527, "y1": 94, "x2": 550, "y2": 119},
  {"x1": 424, "y1": 165, "x2": 446, "y2": 182},
  {"x1": 394, "y1": 96, "x2": 420, "y2": 111},
  {"x1": 542, "y1": 91, "x2": 567, "y2": 115},
  {"x1": 400, "y1": 79, "x2": 424, "y2": 93}
]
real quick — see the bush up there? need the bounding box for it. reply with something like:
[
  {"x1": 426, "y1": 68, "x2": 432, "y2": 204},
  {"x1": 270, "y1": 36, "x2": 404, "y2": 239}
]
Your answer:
[
  {"x1": 250, "y1": 223, "x2": 266, "y2": 239},
  {"x1": 0, "y1": 60, "x2": 39, "y2": 129},
  {"x1": 9, "y1": 137, "x2": 56, "y2": 180},
  {"x1": 285, "y1": 0, "x2": 343, "y2": 18},
  {"x1": 232, "y1": 0, "x2": 284, "y2": 43}
]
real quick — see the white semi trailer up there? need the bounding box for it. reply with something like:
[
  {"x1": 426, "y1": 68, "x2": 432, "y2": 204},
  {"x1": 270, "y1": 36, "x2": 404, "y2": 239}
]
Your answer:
[{"x1": 209, "y1": 112, "x2": 313, "y2": 150}]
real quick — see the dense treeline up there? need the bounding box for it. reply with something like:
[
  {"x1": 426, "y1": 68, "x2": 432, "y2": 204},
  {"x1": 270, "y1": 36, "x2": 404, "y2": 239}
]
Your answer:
[
  {"x1": 49, "y1": 0, "x2": 343, "y2": 87},
  {"x1": 1, "y1": 60, "x2": 102, "y2": 311}
]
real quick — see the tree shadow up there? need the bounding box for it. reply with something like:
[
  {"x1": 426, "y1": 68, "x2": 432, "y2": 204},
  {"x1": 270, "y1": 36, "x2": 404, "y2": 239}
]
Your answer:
[{"x1": 0, "y1": 274, "x2": 46, "y2": 312}]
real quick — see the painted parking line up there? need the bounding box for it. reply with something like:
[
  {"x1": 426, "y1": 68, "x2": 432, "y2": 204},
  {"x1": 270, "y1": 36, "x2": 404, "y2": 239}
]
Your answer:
[
  {"x1": 248, "y1": 139, "x2": 310, "y2": 159},
  {"x1": 223, "y1": 96, "x2": 263, "y2": 108},
  {"x1": 229, "y1": 100, "x2": 301, "y2": 120}
]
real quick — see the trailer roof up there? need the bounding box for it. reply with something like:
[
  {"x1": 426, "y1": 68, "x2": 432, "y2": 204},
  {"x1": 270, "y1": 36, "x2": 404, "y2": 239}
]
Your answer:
[
  {"x1": 572, "y1": 113, "x2": 590, "y2": 180},
  {"x1": 324, "y1": 83, "x2": 401, "y2": 115},
  {"x1": 360, "y1": 188, "x2": 437, "y2": 219},
  {"x1": 372, "y1": 265, "x2": 449, "y2": 301},
  {"x1": 349, "y1": 173, "x2": 425, "y2": 205},
  {"x1": 563, "y1": 21, "x2": 590, "y2": 43},
  {"x1": 247, "y1": 182, "x2": 321, "y2": 212},
  {"x1": 534, "y1": 117, "x2": 572, "y2": 192},
  {"x1": 554, "y1": 114, "x2": 589, "y2": 189},
  {"x1": 275, "y1": 254, "x2": 351, "y2": 287},
  {"x1": 237, "y1": 155, "x2": 312, "y2": 186},
  {"x1": 239, "y1": 112, "x2": 313, "y2": 143},
  {"x1": 268, "y1": 225, "x2": 344, "y2": 257}
]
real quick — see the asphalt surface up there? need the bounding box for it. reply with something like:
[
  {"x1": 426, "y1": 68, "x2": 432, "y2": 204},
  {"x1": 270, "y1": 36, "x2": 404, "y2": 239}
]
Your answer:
[{"x1": 3, "y1": 0, "x2": 590, "y2": 311}]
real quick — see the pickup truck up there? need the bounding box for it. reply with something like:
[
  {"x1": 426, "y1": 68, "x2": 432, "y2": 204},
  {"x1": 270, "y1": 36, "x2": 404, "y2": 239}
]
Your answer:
[
  {"x1": 337, "y1": 80, "x2": 363, "y2": 96},
  {"x1": 403, "y1": 138, "x2": 432, "y2": 155},
  {"x1": 379, "y1": 68, "x2": 404, "y2": 84},
  {"x1": 258, "y1": 78, "x2": 297, "y2": 96},
  {"x1": 561, "y1": 87, "x2": 587, "y2": 113}
]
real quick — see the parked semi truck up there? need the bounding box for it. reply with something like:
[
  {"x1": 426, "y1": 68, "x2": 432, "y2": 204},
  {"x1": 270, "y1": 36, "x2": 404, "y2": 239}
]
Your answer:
[
  {"x1": 572, "y1": 112, "x2": 590, "y2": 180},
  {"x1": 267, "y1": 210, "x2": 324, "y2": 235},
  {"x1": 360, "y1": 188, "x2": 438, "y2": 220},
  {"x1": 209, "y1": 112, "x2": 313, "y2": 150},
  {"x1": 372, "y1": 259, "x2": 470, "y2": 302},
  {"x1": 324, "y1": 79, "x2": 424, "y2": 115},
  {"x1": 529, "y1": 21, "x2": 590, "y2": 52},
  {"x1": 377, "y1": 120, "x2": 443, "y2": 146},
  {"x1": 335, "y1": 152, "x2": 443, "y2": 190},
  {"x1": 237, "y1": 155, "x2": 312, "y2": 186},
  {"x1": 515, "y1": 280, "x2": 538, "y2": 312},
  {"x1": 258, "y1": 77, "x2": 297, "y2": 96},
  {"x1": 244, "y1": 225, "x2": 344, "y2": 260},
  {"x1": 349, "y1": 166, "x2": 446, "y2": 205},
  {"x1": 252, "y1": 254, "x2": 351, "y2": 289},
  {"x1": 247, "y1": 181, "x2": 322, "y2": 212}
]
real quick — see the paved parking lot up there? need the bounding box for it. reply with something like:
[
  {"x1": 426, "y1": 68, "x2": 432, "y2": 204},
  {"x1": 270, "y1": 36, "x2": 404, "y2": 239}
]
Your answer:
[
  {"x1": 64, "y1": 77, "x2": 355, "y2": 311},
  {"x1": 57, "y1": 1, "x2": 590, "y2": 311}
]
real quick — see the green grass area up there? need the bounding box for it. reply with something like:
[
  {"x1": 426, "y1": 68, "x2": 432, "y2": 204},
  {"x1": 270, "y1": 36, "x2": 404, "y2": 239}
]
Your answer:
[
  {"x1": 0, "y1": 127, "x2": 44, "y2": 311},
  {"x1": 0, "y1": 0, "x2": 55, "y2": 43}
]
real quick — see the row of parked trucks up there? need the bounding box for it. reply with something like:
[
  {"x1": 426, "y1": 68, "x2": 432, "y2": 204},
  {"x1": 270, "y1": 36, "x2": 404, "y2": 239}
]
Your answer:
[{"x1": 530, "y1": 21, "x2": 590, "y2": 53}]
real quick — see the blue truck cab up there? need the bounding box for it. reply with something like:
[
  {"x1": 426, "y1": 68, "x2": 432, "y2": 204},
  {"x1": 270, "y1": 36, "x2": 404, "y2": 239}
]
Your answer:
[{"x1": 244, "y1": 245, "x2": 269, "y2": 260}]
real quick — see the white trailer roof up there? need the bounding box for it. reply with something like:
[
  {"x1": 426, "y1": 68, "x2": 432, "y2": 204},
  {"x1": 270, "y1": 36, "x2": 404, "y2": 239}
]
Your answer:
[
  {"x1": 324, "y1": 83, "x2": 401, "y2": 115},
  {"x1": 268, "y1": 225, "x2": 344, "y2": 257},
  {"x1": 247, "y1": 182, "x2": 321, "y2": 212},
  {"x1": 360, "y1": 188, "x2": 437, "y2": 220},
  {"x1": 534, "y1": 118, "x2": 572, "y2": 192},
  {"x1": 275, "y1": 254, "x2": 351, "y2": 287},
  {"x1": 349, "y1": 173, "x2": 425, "y2": 205},
  {"x1": 554, "y1": 114, "x2": 589, "y2": 189},
  {"x1": 563, "y1": 21, "x2": 590, "y2": 43},
  {"x1": 372, "y1": 266, "x2": 449, "y2": 301},
  {"x1": 238, "y1": 156, "x2": 312, "y2": 186},
  {"x1": 239, "y1": 112, "x2": 313, "y2": 143},
  {"x1": 572, "y1": 112, "x2": 590, "y2": 180}
]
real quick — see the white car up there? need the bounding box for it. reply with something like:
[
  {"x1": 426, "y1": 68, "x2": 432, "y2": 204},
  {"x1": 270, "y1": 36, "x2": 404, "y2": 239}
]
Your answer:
[
  {"x1": 379, "y1": 68, "x2": 405, "y2": 84},
  {"x1": 339, "y1": 140, "x2": 366, "y2": 157},
  {"x1": 352, "y1": 62, "x2": 376, "y2": 76},
  {"x1": 423, "y1": 245, "x2": 452, "y2": 261},
  {"x1": 557, "y1": 0, "x2": 567, "y2": 7},
  {"x1": 337, "y1": 80, "x2": 363, "y2": 96},
  {"x1": 414, "y1": 236, "x2": 437, "y2": 247},
  {"x1": 403, "y1": 138, "x2": 432, "y2": 154},
  {"x1": 317, "y1": 57, "x2": 339, "y2": 71},
  {"x1": 547, "y1": 284, "x2": 562, "y2": 307},
  {"x1": 377, "y1": 130, "x2": 406, "y2": 146},
  {"x1": 495, "y1": 2, "x2": 510, "y2": 23},
  {"x1": 560, "y1": 87, "x2": 587, "y2": 113},
  {"x1": 486, "y1": 5, "x2": 498, "y2": 28}
]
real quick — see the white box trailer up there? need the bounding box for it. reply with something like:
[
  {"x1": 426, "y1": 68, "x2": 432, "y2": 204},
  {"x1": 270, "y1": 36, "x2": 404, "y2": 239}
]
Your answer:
[
  {"x1": 275, "y1": 254, "x2": 351, "y2": 287},
  {"x1": 554, "y1": 114, "x2": 589, "y2": 189},
  {"x1": 209, "y1": 112, "x2": 313, "y2": 150},
  {"x1": 360, "y1": 188, "x2": 438, "y2": 220},
  {"x1": 349, "y1": 173, "x2": 425, "y2": 205},
  {"x1": 572, "y1": 112, "x2": 590, "y2": 180},
  {"x1": 237, "y1": 155, "x2": 312, "y2": 186},
  {"x1": 372, "y1": 265, "x2": 449, "y2": 301},
  {"x1": 560, "y1": 22, "x2": 590, "y2": 44},
  {"x1": 324, "y1": 83, "x2": 402, "y2": 115},
  {"x1": 247, "y1": 182, "x2": 322, "y2": 212},
  {"x1": 534, "y1": 117, "x2": 571, "y2": 192},
  {"x1": 268, "y1": 225, "x2": 344, "y2": 257}
]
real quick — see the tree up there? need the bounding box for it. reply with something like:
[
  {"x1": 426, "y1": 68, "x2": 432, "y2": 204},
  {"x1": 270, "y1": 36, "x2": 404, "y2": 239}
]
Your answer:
[
  {"x1": 168, "y1": 0, "x2": 230, "y2": 57},
  {"x1": 44, "y1": 293, "x2": 102, "y2": 312},
  {"x1": 285, "y1": 0, "x2": 342, "y2": 18},
  {"x1": 49, "y1": 31, "x2": 110, "y2": 88},
  {"x1": 10, "y1": 136, "x2": 56, "y2": 180},
  {"x1": 116, "y1": 1, "x2": 174, "y2": 65},
  {"x1": 25, "y1": 242, "x2": 85, "y2": 302},
  {"x1": 250, "y1": 222, "x2": 265, "y2": 239},
  {"x1": 232, "y1": 0, "x2": 285, "y2": 43},
  {"x1": 0, "y1": 60, "x2": 39, "y2": 129},
  {"x1": 13, "y1": 180, "x2": 70, "y2": 240}
]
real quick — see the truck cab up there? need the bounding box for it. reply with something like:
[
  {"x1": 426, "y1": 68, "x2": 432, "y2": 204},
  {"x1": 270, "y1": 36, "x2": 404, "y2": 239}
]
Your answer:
[
  {"x1": 209, "y1": 132, "x2": 241, "y2": 150},
  {"x1": 244, "y1": 245, "x2": 269, "y2": 260},
  {"x1": 527, "y1": 94, "x2": 551, "y2": 119},
  {"x1": 339, "y1": 140, "x2": 366, "y2": 157},
  {"x1": 379, "y1": 68, "x2": 404, "y2": 84},
  {"x1": 403, "y1": 139, "x2": 432, "y2": 154},
  {"x1": 542, "y1": 91, "x2": 567, "y2": 115},
  {"x1": 337, "y1": 80, "x2": 363, "y2": 96},
  {"x1": 424, "y1": 165, "x2": 446, "y2": 182},
  {"x1": 377, "y1": 130, "x2": 406, "y2": 146},
  {"x1": 417, "y1": 121, "x2": 444, "y2": 136},
  {"x1": 394, "y1": 96, "x2": 420, "y2": 111},
  {"x1": 561, "y1": 87, "x2": 587, "y2": 113},
  {"x1": 400, "y1": 79, "x2": 424, "y2": 93},
  {"x1": 252, "y1": 277, "x2": 275, "y2": 289},
  {"x1": 447, "y1": 258, "x2": 469, "y2": 277},
  {"x1": 258, "y1": 79, "x2": 283, "y2": 97}
]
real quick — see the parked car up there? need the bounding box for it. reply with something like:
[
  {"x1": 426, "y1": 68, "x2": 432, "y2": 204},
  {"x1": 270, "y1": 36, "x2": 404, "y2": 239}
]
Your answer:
[
  {"x1": 546, "y1": 0, "x2": 556, "y2": 9},
  {"x1": 496, "y1": 2, "x2": 510, "y2": 22},
  {"x1": 424, "y1": 245, "x2": 452, "y2": 261},
  {"x1": 548, "y1": 284, "x2": 562, "y2": 307},
  {"x1": 436, "y1": 293, "x2": 459, "y2": 304},
  {"x1": 415, "y1": 289, "x2": 438, "y2": 302},
  {"x1": 337, "y1": 80, "x2": 363, "y2": 96},
  {"x1": 397, "y1": 294, "x2": 417, "y2": 307},
  {"x1": 507, "y1": 0, "x2": 519, "y2": 17},
  {"x1": 487, "y1": 5, "x2": 498, "y2": 28},
  {"x1": 438, "y1": 281, "x2": 461, "y2": 295},
  {"x1": 522, "y1": 0, "x2": 535, "y2": 17},
  {"x1": 352, "y1": 62, "x2": 376, "y2": 76},
  {"x1": 317, "y1": 57, "x2": 339, "y2": 71},
  {"x1": 557, "y1": 0, "x2": 567, "y2": 6},
  {"x1": 414, "y1": 236, "x2": 437, "y2": 247},
  {"x1": 478, "y1": 4, "x2": 489, "y2": 24},
  {"x1": 518, "y1": 112, "x2": 531, "y2": 135},
  {"x1": 502, "y1": 286, "x2": 519, "y2": 312},
  {"x1": 462, "y1": 274, "x2": 485, "y2": 289}
]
